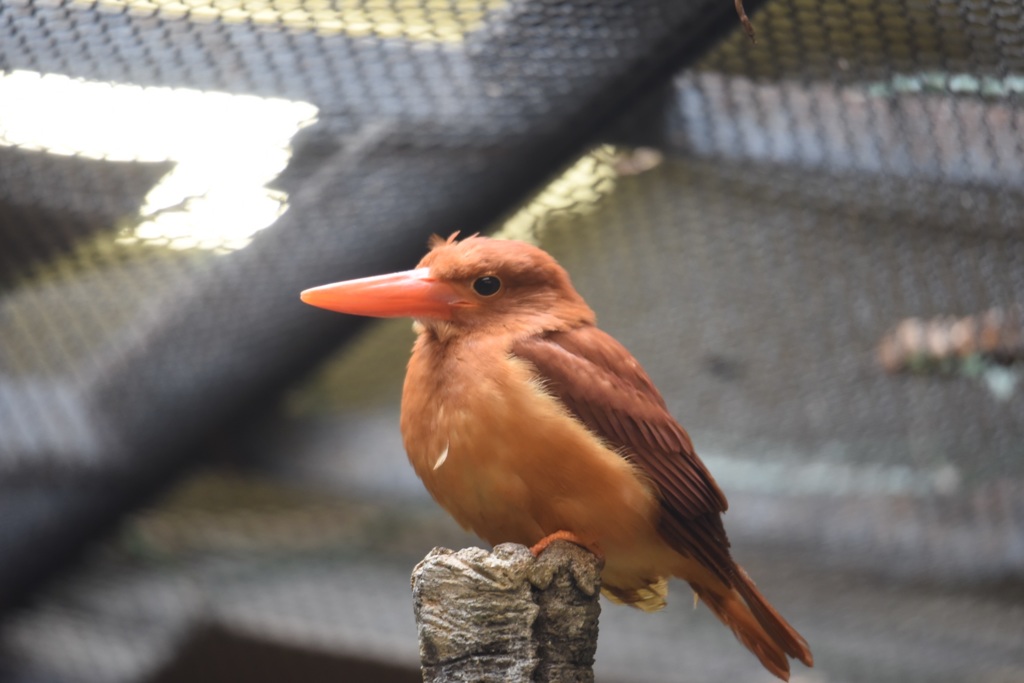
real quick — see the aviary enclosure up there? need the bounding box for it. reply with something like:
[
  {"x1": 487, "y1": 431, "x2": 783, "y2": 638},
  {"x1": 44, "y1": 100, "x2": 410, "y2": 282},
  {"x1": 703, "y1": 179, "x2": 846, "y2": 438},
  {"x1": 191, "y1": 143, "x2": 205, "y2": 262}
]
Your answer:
[{"x1": 1, "y1": 0, "x2": 1022, "y2": 681}]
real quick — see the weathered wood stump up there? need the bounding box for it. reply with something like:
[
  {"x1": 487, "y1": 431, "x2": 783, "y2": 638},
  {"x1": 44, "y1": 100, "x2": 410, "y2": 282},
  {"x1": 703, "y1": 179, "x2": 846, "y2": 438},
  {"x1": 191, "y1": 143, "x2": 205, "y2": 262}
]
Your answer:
[{"x1": 411, "y1": 541, "x2": 603, "y2": 683}]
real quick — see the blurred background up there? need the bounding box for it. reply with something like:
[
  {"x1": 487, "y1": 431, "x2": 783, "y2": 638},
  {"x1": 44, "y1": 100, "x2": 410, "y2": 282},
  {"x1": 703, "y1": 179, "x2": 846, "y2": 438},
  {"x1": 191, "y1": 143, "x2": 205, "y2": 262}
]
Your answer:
[{"x1": 1, "y1": 0, "x2": 1023, "y2": 681}]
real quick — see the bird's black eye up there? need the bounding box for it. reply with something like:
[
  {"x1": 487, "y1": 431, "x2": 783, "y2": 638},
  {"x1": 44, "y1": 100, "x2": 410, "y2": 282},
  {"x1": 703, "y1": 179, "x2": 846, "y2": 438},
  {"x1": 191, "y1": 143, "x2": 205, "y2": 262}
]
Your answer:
[{"x1": 472, "y1": 276, "x2": 502, "y2": 297}]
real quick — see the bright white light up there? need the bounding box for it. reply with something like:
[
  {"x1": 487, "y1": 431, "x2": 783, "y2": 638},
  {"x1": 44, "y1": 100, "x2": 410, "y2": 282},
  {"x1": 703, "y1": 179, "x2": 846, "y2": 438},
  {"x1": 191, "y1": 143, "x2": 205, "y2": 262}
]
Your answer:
[{"x1": 0, "y1": 70, "x2": 318, "y2": 252}]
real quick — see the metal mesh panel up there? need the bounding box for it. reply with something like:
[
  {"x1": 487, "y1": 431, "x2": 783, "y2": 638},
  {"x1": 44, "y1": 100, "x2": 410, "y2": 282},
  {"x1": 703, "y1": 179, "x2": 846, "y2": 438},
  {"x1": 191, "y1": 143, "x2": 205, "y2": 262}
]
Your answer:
[{"x1": 2, "y1": 0, "x2": 1024, "y2": 682}]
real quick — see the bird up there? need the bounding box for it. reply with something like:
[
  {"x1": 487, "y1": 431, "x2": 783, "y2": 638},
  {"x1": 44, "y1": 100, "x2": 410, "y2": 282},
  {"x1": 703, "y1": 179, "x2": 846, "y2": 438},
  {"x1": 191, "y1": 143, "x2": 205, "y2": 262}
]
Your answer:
[{"x1": 300, "y1": 234, "x2": 812, "y2": 680}]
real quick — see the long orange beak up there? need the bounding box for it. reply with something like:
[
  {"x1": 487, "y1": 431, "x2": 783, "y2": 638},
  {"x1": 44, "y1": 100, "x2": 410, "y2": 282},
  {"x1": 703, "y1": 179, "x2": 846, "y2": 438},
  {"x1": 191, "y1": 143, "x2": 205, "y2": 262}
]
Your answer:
[{"x1": 300, "y1": 268, "x2": 461, "y2": 320}]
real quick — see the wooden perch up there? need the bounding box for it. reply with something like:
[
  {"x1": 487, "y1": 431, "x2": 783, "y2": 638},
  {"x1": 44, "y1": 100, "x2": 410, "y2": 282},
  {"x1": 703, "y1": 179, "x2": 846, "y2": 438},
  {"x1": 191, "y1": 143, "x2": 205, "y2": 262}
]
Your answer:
[{"x1": 411, "y1": 541, "x2": 603, "y2": 683}]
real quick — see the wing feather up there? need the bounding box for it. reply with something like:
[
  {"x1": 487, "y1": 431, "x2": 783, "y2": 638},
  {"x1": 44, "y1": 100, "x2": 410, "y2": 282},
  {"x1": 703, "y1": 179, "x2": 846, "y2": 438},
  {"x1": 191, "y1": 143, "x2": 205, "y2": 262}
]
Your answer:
[{"x1": 511, "y1": 326, "x2": 736, "y2": 584}]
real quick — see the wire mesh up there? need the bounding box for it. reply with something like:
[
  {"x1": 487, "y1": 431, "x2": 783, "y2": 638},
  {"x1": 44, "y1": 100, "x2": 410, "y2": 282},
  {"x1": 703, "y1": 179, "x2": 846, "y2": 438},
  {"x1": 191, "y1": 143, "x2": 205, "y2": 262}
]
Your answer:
[{"x1": 2, "y1": 0, "x2": 1023, "y2": 682}]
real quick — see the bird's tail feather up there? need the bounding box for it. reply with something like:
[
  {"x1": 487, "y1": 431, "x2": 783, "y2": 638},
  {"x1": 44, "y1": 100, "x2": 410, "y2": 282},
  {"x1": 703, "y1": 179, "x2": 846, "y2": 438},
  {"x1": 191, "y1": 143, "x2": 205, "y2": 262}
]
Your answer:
[
  {"x1": 732, "y1": 566, "x2": 813, "y2": 668},
  {"x1": 691, "y1": 571, "x2": 812, "y2": 681}
]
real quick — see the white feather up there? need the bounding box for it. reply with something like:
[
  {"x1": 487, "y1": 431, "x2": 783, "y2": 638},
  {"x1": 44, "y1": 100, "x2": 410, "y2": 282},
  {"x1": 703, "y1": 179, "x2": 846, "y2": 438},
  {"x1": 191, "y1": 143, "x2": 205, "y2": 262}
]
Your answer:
[{"x1": 433, "y1": 442, "x2": 449, "y2": 471}]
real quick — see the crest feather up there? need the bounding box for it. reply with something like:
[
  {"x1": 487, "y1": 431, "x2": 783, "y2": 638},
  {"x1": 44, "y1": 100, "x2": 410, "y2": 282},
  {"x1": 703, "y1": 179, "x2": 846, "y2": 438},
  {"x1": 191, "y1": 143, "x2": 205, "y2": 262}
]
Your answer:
[{"x1": 429, "y1": 231, "x2": 487, "y2": 250}]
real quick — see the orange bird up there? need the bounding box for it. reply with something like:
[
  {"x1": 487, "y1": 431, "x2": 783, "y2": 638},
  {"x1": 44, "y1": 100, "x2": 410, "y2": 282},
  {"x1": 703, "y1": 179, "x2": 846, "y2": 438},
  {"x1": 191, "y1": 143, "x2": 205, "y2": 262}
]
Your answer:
[{"x1": 301, "y1": 234, "x2": 812, "y2": 680}]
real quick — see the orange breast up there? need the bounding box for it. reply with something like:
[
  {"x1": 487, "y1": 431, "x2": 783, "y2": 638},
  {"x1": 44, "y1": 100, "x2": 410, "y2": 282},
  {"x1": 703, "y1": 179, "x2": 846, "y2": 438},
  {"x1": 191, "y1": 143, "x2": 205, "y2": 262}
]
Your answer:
[{"x1": 400, "y1": 336, "x2": 664, "y2": 569}]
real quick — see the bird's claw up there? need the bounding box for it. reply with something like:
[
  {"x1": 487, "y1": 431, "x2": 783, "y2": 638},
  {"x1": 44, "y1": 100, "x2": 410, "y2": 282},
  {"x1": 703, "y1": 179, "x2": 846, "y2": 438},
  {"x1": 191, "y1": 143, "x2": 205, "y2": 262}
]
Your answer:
[{"x1": 529, "y1": 530, "x2": 604, "y2": 560}]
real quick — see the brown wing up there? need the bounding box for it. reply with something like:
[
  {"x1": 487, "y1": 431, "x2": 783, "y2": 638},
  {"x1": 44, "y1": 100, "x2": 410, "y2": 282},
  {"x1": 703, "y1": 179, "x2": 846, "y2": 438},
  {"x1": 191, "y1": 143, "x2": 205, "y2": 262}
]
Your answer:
[{"x1": 512, "y1": 325, "x2": 736, "y2": 584}]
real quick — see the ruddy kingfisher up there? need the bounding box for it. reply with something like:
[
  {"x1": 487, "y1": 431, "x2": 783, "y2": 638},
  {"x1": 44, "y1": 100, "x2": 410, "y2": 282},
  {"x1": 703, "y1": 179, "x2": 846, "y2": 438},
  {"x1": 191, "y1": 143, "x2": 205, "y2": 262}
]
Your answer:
[{"x1": 301, "y1": 234, "x2": 812, "y2": 680}]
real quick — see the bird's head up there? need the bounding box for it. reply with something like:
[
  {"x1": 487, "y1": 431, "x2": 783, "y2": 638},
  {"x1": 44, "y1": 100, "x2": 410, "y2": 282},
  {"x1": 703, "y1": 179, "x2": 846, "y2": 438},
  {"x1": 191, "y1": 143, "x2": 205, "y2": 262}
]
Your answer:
[{"x1": 301, "y1": 234, "x2": 594, "y2": 339}]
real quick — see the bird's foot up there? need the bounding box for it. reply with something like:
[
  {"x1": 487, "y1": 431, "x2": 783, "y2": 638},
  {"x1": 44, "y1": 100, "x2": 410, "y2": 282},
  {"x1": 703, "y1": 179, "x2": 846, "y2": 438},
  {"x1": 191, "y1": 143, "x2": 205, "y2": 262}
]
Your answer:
[{"x1": 529, "y1": 530, "x2": 604, "y2": 560}]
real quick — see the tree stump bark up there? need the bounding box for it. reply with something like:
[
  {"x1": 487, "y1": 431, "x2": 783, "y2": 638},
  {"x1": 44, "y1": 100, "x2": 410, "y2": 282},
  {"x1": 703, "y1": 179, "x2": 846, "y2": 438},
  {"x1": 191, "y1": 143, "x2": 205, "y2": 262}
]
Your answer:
[{"x1": 411, "y1": 541, "x2": 603, "y2": 683}]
